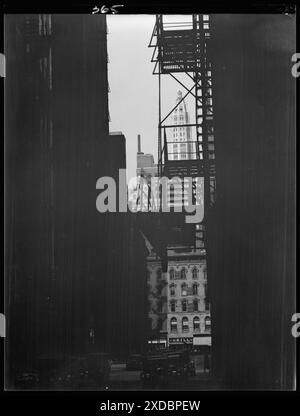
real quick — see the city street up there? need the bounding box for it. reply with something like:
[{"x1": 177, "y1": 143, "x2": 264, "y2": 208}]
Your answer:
[{"x1": 106, "y1": 361, "x2": 213, "y2": 390}]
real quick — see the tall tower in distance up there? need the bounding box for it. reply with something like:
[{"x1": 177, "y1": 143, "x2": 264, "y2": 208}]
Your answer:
[{"x1": 169, "y1": 90, "x2": 192, "y2": 160}]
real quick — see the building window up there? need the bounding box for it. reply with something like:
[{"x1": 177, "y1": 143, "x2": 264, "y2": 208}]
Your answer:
[
  {"x1": 40, "y1": 56, "x2": 48, "y2": 80},
  {"x1": 169, "y1": 186, "x2": 174, "y2": 205},
  {"x1": 38, "y1": 14, "x2": 42, "y2": 35},
  {"x1": 169, "y1": 268, "x2": 174, "y2": 280},
  {"x1": 193, "y1": 299, "x2": 199, "y2": 312},
  {"x1": 182, "y1": 317, "x2": 189, "y2": 332},
  {"x1": 192, "y1": 267, "x2": 198, "y2": 279},
  {"x1": 48, "y1": 47, "x2": 52, "y2": 91},
  {"x1": 182, "y1": 299, "x2": 187, "y2": 312},
  {"x1": 205, "y1": 316, "x2": 211, "y2": 331},
  {"x1": 48, "y1": 14, "x2": 52, "y2": 35},
  {"x1": 204, "y1": 282, "x2": 207, "y2": 298},
  {"x1": 181, "y1": 282, "x2": 187, "y2": 296},
  {"x1": 170, "y1": 317, "x2": 177, "y2": 333},
  {"x1": 180, "y1": 268, "x2": 186, "y2": 280},
  {"x1": 157, "y1": 268, "x2": 162, "y2": 280},
  {"x1": 193, "y1": 316, "x2": 200, "y2": 331},
  {"x1": 192, "y1": 283, "x2": 198, "y2": 295},
  {"x1": 170, "y1": 300, "x2": 176, "y2": 312},
  {"x1": 157, "y1": 318, "x2": 163, "y2": 331},
  {"x1": 170, "y1": 284, "x2": 176, "y2": 297},
  {"x1": 157, "y1": 300, "x2": 163, "y2": 313}
]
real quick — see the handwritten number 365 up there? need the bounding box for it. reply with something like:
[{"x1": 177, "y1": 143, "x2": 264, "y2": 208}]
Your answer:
[{"x1": 92, "y1": 5, "x2": 124, "y2": 14}]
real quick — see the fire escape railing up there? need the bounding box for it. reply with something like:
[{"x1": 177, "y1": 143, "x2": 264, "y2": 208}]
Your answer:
[{"x1": 148, "y1": 14, "x2": 216, "y2": 211}]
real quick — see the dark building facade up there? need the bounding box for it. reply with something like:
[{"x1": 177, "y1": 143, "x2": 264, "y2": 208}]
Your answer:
[
  {"x1": 208, "y1": 15, "x2": 296, "y2": 389},
  {"x1": 5, "y1": 14, "x2": 147, "y2": 388}
]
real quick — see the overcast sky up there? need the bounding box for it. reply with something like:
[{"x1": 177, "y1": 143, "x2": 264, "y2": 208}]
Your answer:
[{"x1": 107, "y1": 15, "x2": 195, "y2": 181}]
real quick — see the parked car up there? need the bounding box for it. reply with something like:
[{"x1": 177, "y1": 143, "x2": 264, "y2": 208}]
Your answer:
[
  {"x1": 141, "y1": 354, "x2": 168, "y2": 389},
  {"x1": 141, "y1": 348, "x2": 192, "y2": 388},
  {"x1": 50, "y1": 352, "x2": 111, "y2": 389},
  {"x1": 15, "y1": 370, "x2": 39, "y2": 389}
]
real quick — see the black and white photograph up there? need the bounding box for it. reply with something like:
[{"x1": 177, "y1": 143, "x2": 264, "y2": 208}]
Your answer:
[{"x1": 3, "y1": 7, "x2": 297, "y2": 394}]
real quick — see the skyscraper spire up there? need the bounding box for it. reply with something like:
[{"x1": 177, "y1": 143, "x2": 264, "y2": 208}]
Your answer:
[{"x1": 169, "y1": 91, "x2": 191, "y2": 160}]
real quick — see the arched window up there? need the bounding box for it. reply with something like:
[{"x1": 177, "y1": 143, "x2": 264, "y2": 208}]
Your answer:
[
  {"x1": 169, "y1": 268, "x2": 174, "y2": 280},
  {"x1": 170, "y1": 317, "x2": 177, "y2": 333},
  {"x1": 204, "y1": 282, "x2": 207, "y2": 298},
  {"x1": 180, "y1": 268, "x2": 186, "y2": 280},
  {"x1": 193, "y1": 316, "x2": 200, "y2": 331},
  {"x1": 192, "y1": 267, "x2": 198, "y2": 279},
  {"x1": 182, "y1": 317, "x2": 189, "y2": 332},
  {"x1": 192, "y1": 283, "x2": 198, "y2": 295},
  {"x1": 170, "y1": 300, "x2": 176, "y2": 312},
  {"x1": 205, "y1": 316, "x2": 211, "y2": 331},
  {"x1": 169, "y1": 185, "x2": 175, "y2": 204},
  {"x1": 170, "y1": 284, "x2": 176, "y2": 297},
  {"x1": 181, "y1": 283, "x2": 187, "y2": 296},
  {"x1": 193, "y1": 299, "x2": 199, "y2": 312},
  {"x1": 182, "y1": 299, "x2": 187, "y2": 312}
]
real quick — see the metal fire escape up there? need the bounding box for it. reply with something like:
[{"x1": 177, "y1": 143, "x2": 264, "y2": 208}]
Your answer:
[{"x1": 148, "y1": 14, "x2": 216, "y2": 270}]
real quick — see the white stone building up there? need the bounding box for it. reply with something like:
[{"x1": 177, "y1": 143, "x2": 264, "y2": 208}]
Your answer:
[{"x1": 166, "y1": 250, "x2": 211, "y2": 349}]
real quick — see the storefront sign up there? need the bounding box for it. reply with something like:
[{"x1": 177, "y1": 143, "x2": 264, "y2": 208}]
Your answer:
[
  {"x1": 169, "y1": 337, "x2": 193, "y2": 344},
  {"x1": 193, "y1": 336, "x2": 211, "y2": 346}
]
